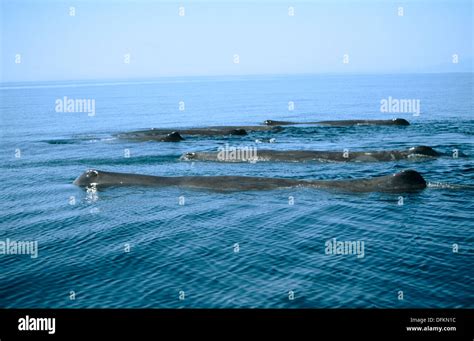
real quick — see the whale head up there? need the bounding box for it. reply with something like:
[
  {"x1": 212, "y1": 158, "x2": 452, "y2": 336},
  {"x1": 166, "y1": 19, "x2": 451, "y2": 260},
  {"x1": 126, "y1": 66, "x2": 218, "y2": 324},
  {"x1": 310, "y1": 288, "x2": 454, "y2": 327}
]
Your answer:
[
  {"x1": 74, "y1": 169, "x2": 139, "y2": 188},
  {"x1": 182, "y1": 152, "x2": 197, "y2": 160},
  {"x1": 389, "y1": 170, "x2": 426, "y2": 191},
  {"x1": 392, "y1": 118, "x2": 410, "y2": 126},
  {"x1": 264, "y1": 120, "x2": 286, "y2": 126},
  {"x1": 73, "y1": 169, "x2": 101, "y2": 187},
  {"x1": 408, "y1": 146, "x2": 440, "y2": 157}
]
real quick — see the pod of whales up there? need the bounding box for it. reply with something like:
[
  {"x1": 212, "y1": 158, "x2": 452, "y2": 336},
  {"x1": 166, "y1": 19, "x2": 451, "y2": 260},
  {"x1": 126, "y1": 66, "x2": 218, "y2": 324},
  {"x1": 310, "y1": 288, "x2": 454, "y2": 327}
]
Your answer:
[
  {"x1": 264, "y1": 118, "x2": 410, "y2": 126},
  {"x1": 114, "y1": 119, "x2": 410, "y2": 142},
  {"x1": 182, "y1": 146, "x2": 440, "y2": 162},
  {"x1": 73, "y1": 169, "x2": 427, "y2": 193}
]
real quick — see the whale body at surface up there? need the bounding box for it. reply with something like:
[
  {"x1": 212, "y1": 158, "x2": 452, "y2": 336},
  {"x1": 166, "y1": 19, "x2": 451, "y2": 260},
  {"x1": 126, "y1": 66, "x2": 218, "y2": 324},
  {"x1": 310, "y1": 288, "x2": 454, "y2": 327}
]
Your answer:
[
  {"x1": 115, "y1": 125, "x2": 282, "y2": 141},
  {"x1": 73, "y1": 169, "x2": 427, "y2": 193},
  {"x1": 263, "y1": 118, "x2": 410, "y2": 126},
  {"x1": 182, "y1": 146, "x2": 440, "y2": 162}
]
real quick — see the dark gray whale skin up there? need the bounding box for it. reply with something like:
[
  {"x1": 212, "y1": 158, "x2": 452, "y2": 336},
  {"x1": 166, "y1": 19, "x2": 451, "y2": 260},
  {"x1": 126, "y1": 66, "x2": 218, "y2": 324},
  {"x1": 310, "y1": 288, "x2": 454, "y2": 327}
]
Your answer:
[
  {"x1": 264, "y1": 118, "x2": 410, "y2": 126},
  {"x1": 73, "y1": 169, "x2": 427, "y2": 193},
  {"x1": 116, "y1": 131, "x2": 185, "y2": 142},
  {"x1": 116, "y1": 125, "x2": 281, "y2": 140},
  {"x1": 182, "y1": 146, "x2": 440, "y2": 162}
]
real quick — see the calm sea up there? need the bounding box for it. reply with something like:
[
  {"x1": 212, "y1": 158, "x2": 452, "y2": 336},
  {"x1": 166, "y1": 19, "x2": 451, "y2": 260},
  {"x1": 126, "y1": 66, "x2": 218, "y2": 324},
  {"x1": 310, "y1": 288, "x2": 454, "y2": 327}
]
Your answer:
[{"x1": 0, "y1": 73, "x2": 473, "y2": 307}]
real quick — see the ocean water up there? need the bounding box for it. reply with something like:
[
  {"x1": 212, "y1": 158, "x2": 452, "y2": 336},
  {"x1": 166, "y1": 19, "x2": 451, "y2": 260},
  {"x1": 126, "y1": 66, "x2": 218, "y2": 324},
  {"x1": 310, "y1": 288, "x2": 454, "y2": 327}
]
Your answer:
[{"x1": 0, "y1": 73, "x2": 473, "y2": 308}]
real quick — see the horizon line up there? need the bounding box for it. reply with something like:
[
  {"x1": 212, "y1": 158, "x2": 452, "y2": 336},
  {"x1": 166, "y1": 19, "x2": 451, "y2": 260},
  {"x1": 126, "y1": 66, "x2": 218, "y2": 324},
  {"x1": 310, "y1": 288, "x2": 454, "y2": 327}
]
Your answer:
[{"x1": 1, "y1": 71, "x2": 473, "y2": 87}]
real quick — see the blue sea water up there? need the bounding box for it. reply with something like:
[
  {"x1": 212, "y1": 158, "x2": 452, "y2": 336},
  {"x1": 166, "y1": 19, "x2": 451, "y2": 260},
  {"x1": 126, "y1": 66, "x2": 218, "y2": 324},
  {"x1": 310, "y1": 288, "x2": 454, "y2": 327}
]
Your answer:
[{"x1": 0, "y1": 73, "x2": 473, "y2": 308}]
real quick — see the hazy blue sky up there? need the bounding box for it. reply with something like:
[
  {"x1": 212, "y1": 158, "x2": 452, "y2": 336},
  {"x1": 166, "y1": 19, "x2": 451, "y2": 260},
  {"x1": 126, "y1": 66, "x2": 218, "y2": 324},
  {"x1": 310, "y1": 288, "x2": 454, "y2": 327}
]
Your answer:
[{"x1": 1, "y1": 0, "x2": 472, "y2": 82}]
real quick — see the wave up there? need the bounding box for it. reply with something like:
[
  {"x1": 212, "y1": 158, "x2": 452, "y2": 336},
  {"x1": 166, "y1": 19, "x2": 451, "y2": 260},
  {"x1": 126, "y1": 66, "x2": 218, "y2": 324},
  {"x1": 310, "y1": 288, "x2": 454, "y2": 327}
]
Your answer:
[{"x1": 427, "y1": 182, "x2": 474, "y2": 190}]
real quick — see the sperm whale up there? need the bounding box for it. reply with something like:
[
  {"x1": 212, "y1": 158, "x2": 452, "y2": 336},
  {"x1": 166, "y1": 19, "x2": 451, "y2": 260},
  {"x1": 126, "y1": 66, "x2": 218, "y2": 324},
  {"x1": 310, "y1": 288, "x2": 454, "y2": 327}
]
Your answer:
[
  {"x1": 116, "y1": 125, "x2": 281, "y2": 140},
  {"x1": 181, "y1": 146, "x2": 440, "y2": 162},
  {"x1": 263, "y1": 118, "x2": 410, "y2": 126},
  {"x1": 73, "y1": 169, "x2": 427, "y2": 193}
]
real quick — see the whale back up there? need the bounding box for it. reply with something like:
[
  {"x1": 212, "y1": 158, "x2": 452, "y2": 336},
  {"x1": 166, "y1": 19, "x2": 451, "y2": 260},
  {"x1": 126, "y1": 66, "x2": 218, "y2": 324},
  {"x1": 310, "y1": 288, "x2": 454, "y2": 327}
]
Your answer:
[
  {"x1": 314, "y1": 169, "x2": 427, "y2": 192},
  {"x1": 73, "y1": 169, "x2": 426, "y2": 192},
  {"x1": 163, "y1": 131, "x2": 184, "y2": 142},
  {"x1": 264, "y1": 118, "x2": 410, "y2": 126}
]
